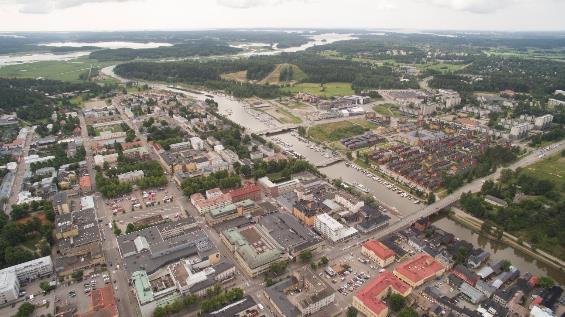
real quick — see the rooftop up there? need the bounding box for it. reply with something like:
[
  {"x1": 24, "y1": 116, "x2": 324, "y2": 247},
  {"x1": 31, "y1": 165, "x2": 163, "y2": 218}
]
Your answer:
[
  {"x1": 363, "y1": 240, "x2": 395, "y2": 260},
  {"x1": 394, "y1": 253, "x2": 445, "y2": 284},
  {"x1": 259, "y1": 213, "x2": 322, "y2": 254},
  {"x1": 355, "y1": 271, "x2": 411, "y2": 315}
]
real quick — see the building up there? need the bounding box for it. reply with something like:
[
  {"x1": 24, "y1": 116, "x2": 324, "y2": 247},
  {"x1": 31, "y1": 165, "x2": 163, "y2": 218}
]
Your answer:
[
  {"x1": 190, "y1": 190, "x2": 233, "y2": 215},
  {"x1": 201, "y1": 295, "x2": 261, "y2": 317},
  {"x1": 393, "y1": 253, "x2": 446, "y2": 288},
  {"x1": 227, "y1": 182, "x2": 262, "y2": 202},
  {"x1": 78, "y1": 285, "x2": 119, "y2": 317},
  {"x1": 55, "y1": 208, "x2": 103, "y2": 268},
  {"x1": 534, "y1": 114, "x2": 553, "y2": 129},
  {"x1": 0, "y1": 256, "x2": 53, "y2": 303},
  {"x1": 81, "y1": 195, "x2": 95, "y2": 211},
  {"x1": 353, "y1": 272, "x2": 412, "y2": 317},
  {"x1": 452, "y1": 264, "x2": 480, "y2": 286},
  {"x1": 361, "y1": 240, "x2": 396, "y2": 267},
  {"x1": 80, "y1": 175, "x2": 92, "y2": 193},
  {"x1": 258, "y1": 176, "x2": 300, "y2": 197},
  {"x1": 510, "y1": 123, "x2": 532, "y2": 139},
  {"x1": 221, "y1": 224, "x2": 283, "y2": 277},
  {"x1": 53, "y1": 191, "x2": 70, "y2": 214},
  {"x1": 292, "y1": 200, "x2": 330, "y2": 227},
  {"x1": 93, "y1": 131, "x2": 127, "y2": 147},
  {"x1": 94, "y1": 153, "x2": 119, "y2": 167},
  {"x1": 314, "y1": 213, "x2": 357, "y2": 242},
  {"x1": 205, "y1": 199, "x2": 259, "y2": 226},
  {"x1": 117, "y1": 170, "x2": 145, "y2": 183},
  {"x1": 484, "y1": 195, "x2": 508, "y2": 208},
  {"x1": 334, "y1": 191, "x2": 364, "y2": 212},
  {"x1": 117, "y1": 218, "x2": 220, "y2": 276},
  {"x1": 190, "y1": 137, "x2": 205, "y2": 150},
  {"x1": 259, "y1": 213, "x2": 322, "y2": 258},
  {"x1": 265, "y1": 267, "x2": 335, "y2": 317}
]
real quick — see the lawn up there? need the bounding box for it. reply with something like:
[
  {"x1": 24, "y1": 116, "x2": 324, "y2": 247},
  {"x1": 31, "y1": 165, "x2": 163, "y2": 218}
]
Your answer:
[
  {"x1": 418, "y1": 63, "x2": 468, "y2": 74},
  {"x1": 308, "y1": 119, "x2": 376, "y2": 142},
  {"x1": 521, "y1": 153, "x2": 565, "y2": 191},
  {"x1": 373, "y1": 103, "x2": 401, "y2": 117},
  {"x1": 0, "y1": 57, "x2": 117, "y2": 82},
  {"x1": 283, "y1": 82, "x2": 355, "y2": 98}
]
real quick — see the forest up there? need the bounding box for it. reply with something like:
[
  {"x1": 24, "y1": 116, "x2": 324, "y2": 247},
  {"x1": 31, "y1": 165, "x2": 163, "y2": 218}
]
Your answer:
[
  {"x1": 0, "y1": 78, "x2": 110, "y2": 122},
  {"x1": 89, "y1": 40, "x2": 242, "y2": 61},
  {"x1": 114, "y1": 53, "x2": 416, "y2": 98}
]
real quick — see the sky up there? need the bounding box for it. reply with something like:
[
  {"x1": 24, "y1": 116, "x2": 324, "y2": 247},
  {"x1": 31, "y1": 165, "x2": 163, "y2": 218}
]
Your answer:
[{"x1": 0, "y1": 0, "x2": 563, "y2": 32}]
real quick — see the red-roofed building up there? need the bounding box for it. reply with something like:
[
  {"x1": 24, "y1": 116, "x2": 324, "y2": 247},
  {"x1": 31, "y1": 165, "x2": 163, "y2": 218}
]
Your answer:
[
  {"x1": 227, "y1": 182, "x2": 262, "y2": 202},
  {"x1": 121, "y1": 141, "x2": 143, "y2": 150},
  {"x1": 80, "y1": 175, "x2": 92, "y2": 193},
  {"x1": 362, "y1": 240, "x2": 395, "y2": 267},
  {"x1": 353, "y1": 271, "x2": 412, "y2": 317},
  {"x1": 393, "y1": 253, "x2": 446, "y2": 287},
  {"x1": 78, "y1": 285, "x2": 119, "y2": 317}
]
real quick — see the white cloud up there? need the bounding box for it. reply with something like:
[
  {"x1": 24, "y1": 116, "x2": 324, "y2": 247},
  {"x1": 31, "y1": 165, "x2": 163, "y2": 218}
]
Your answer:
[
  {"x1": 425, "y1": 0, "x2": 522, "y2": 14},
  {"x1": 216, "y1": 0, "x2": 306, "y2": 9},
  {"x1": 0, "y1": 0, "x2": 137, "y2": 13}
]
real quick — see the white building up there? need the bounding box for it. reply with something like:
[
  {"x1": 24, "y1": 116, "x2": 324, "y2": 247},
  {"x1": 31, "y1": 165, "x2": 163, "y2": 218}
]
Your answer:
[
  {"x1": 24, "y1": 155, "x2": 55, "y2": 165},
  {"x1": 334, "y1": 192, "x2": 364, "y2": 213},
  {"x1": 314, "y1": 213, "x2": 358, "y2": 242},
  {"x1": 530, "y1": 306, "x2": 555, "y2": 317},
  {"x1": 534, "y1": 114, "x2": 553, "y2": 129},
  {"x1": 548, "y1": 98, "x2": 565, "y2": 107},
  {"x1": 190, "y1": 137, "x2": 205, "y2": 151},
  {"x1": 117, "y1": 170, "x2": 145, "y2": 183},
  {"x1": 509, "y1": 123, "x2": 532, "y2": 139},
  {"x1": 0, "y1": 256, "x2": 53, "y2": 303},
  {"x1": 438, "y1": 89, "x2": 462, "y2": 109},
  {"x1": 0, "y1": 270, "x2": 19, "y2": 303},
  {"x1": 81, "y1": 195, "x2": 95, "y2": 210}
]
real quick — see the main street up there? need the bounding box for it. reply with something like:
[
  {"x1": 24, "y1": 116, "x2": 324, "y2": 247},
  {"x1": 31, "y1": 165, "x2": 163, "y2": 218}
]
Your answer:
[
  {"x1": 6, "y1": 127, "x2": 35, "y2": 215},
  {"x1": 78, "y1": 112, "x2": 140, "y2": 317}
]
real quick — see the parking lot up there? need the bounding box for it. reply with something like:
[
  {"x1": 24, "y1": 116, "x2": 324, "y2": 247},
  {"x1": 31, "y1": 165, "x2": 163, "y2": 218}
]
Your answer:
[{"x1": 104, "y1": 188, "x2": 185, "y2": 231}]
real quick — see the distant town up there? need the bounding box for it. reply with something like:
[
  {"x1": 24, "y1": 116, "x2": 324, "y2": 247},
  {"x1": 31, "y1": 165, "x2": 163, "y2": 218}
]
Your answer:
[{"x1": 0, "y1": 29, "x2": 563, "y2": 317}]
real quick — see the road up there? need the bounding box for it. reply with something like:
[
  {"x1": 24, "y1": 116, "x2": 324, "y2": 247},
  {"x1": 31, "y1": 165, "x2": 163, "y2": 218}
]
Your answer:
[
  {"x1": 111, "y1": 100, "x2": 275, "y2": 315},
  {"x1": 78, "y1": 112, "x2": 140, "y2": 317},
  {"x1": 6, "y1": 127, "x2": 35, "y2": 215},
  {"x1": 321, "y1": 141, "x2": 564, "y2": 261}
]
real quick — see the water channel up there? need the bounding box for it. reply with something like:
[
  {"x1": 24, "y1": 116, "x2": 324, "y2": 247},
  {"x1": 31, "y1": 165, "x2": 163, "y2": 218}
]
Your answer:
[{"x1": 434, "y1": 217, "x2": 565, "y2": 284}]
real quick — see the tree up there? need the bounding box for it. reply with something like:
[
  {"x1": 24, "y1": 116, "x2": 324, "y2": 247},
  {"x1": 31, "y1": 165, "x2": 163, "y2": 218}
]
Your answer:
[
  {"x1": 481, "y1": 221, "x2": 493, "y2": 235},
  {"x1": 269, "y1": 261, "x2": 288, "y2": 276},
  {"x1": 299, "y1": 250, "x2": 313, "y2": 263},
  {"x1": 319, "y1": 256, "x2": 329, "y2": 266},
  {"x1": 538, "y1": 276, "x2": 555, "y2": 288},
  {"x1": 347, "y1": 307, "x2": 358, "y2": 317},
  {"x1": 398, "y1": 308, "x2": 418, "y2": 317},
  {"x1": 14, "y1": 302, "x2": 35, "y2": 317},
  {"x1": 71, "y1": 270, "x2": 84, "y2": 282},
  {"x1": 427, "y1": 193, "x2": 436, "y2": 205},
  {"x1": 500, "y1": 260, "x2": 512, "y2": 272},
  {"x1": 388, "y1": 294, "x2": 406, "y2": 312}
]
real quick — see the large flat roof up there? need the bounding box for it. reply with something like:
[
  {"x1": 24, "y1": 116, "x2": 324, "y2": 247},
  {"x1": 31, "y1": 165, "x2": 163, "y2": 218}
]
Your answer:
[
  {"x1": 363, "y1": 240, "x2": 395, "y2": 260},
  {"x1": 394, "y1": 253, "x2": 444, "y2": 284},
  {"x1": 355, "y1": 271, "x2": 411, "y2": 315}
]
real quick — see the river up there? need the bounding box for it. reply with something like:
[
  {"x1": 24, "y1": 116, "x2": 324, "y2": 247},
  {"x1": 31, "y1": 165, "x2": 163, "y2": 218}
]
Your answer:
[
  {"x1": 433, "y1": 217, "x2": 565, "y2": 284},
  {"x1": 164, "y1": 87, "x2": 422, "y2": 216}
]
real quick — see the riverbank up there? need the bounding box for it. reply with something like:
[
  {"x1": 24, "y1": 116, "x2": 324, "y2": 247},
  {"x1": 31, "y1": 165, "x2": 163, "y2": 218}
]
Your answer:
[{"x1": 449, "y1": 207, "x2": 565, "y2": 273}]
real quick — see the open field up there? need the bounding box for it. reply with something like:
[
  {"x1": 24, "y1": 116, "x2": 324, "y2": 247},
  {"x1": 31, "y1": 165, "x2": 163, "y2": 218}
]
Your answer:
[
  {"x1": 0, "y1": 57, "x2": 117, "y2": 82},
  {"x1": 308, "y1": 119, "x2": 376, "y2": 142},
  {"x1": 417, "y1": 62, "x2": 468, "y2": 73},
  {"x1": 220, "y1": 70, "x2": 248, "y2": 82},
  {"x1": 373, "y1": 103, "x2": 401, "y2": 117},
  {"x1": 283, "y1": 82, "x2": 354, "y2": 98},
  {"x1": 263, "y1": 104, "x2": 302, "y2": 124},
  {"x1": 259, "y1": 63, "x2": 307, "y2": 84},
  {"x1": 521, "y1": 153, "x2": 565, "y2": 191}
]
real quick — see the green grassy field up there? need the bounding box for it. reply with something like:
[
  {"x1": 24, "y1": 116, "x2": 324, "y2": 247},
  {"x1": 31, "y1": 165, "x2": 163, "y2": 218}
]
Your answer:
[
  {"x1": 418, "y1": 63, "x2": 467, "y2": 74},
  {"x1": 283, "y1": 82, "x2": 355, "y2": 98},
  {"x1": 521, "y1": 153, "x2": 565, "y2": 192},
  {"x1": 373, "y1": 103, "x2": 401, "y2": 117},
  {"x1": 308, "y1": 119, "x2": 376, "y2": 142},
  {"x1": 0, "y1": 57, "x2": 116, "y2": 82}
]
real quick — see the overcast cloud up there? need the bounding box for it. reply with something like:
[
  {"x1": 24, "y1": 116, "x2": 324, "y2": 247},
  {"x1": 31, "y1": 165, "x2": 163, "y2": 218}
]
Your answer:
[{"x1": 0, "y1": 0, "x2": 562, "y2": 31}]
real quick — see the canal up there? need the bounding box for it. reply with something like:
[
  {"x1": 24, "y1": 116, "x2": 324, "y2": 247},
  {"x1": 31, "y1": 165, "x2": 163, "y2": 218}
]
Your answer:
[{"x1": 433, "y1": 217, "x2": 565, "y2": 284}]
